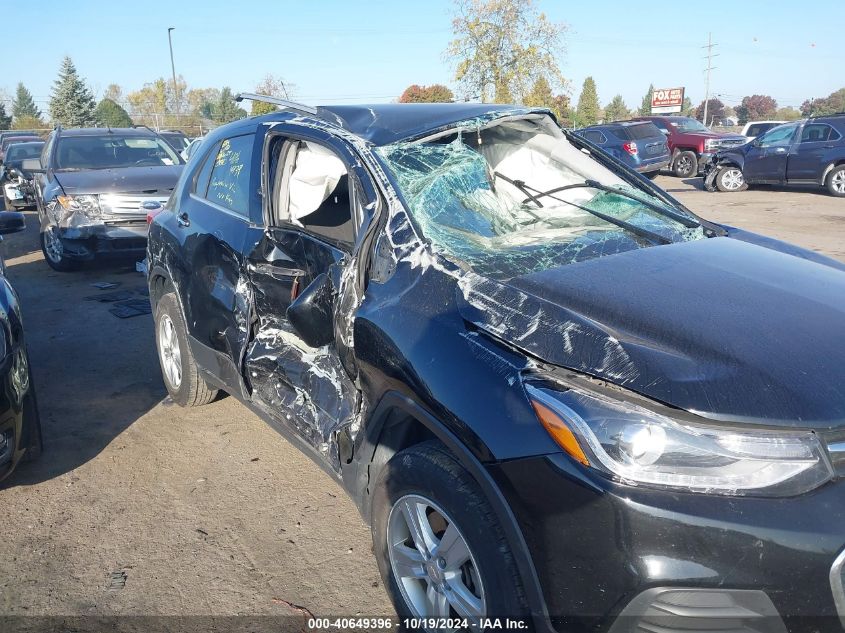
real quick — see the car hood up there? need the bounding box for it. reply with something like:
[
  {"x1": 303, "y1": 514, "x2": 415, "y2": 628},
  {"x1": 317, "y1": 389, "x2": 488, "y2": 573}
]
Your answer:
[
  {"x1": 54, "y1": 165, "x2": 183, "y2": 195},
  {"x1": 456, "y1": 236, "x2": 845, "y2": 427}
]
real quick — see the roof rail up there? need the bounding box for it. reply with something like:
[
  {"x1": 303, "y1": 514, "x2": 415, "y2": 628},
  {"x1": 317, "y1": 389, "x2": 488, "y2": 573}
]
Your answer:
[
  {"x1": 131, "y1": 124, "x2": 159, "y2": 134},
  {"x1": 235, "y1": 92, "x2": 318, "y2": 116}
]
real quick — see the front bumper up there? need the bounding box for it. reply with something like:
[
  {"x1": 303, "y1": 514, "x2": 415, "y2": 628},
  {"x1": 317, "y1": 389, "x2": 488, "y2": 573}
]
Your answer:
[
  {"x1": 57, "y1": 222, "x2": 149, "y2": 261},
  {"x1": 490, "y1": 453, "x2": 845, "y2": 632}
]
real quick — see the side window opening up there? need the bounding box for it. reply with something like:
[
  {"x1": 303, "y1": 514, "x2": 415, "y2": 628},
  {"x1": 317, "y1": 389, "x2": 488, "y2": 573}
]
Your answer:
[
  {"x1": 272, "y1": 139, "x2": 355, "y2": 246},
  {"x1": 193, "y1": 141, "x2": 220, "y2": 196}
]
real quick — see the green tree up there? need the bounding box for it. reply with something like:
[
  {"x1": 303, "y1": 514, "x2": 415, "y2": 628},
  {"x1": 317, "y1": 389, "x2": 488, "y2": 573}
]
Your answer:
[
  {"x1": 399, "y1": 84, "x2": 455, "y2": 103},
  {"x1": 775, "y1": 106, "x2": 802, "y2": 121},
  {"x1": 447, "y1": 0, "x2": 568, "y2": 103},
  {"x1": 575, "y1": 76, "x2": 600, "y2": 126},
  {"x1": 638, "y1": 84, "x2": 654, "y2": 115},
  {"x1": 49, "y1": 56, "x2": 98, "y2": 127},
  {"x1": 603, "y1": 94, "x2": 629, "y2": 122},
  {"x1": 0, "y1": 103, "x2": 10, "y2": 129},
  {"x1": 213, "y1": 87, "x2": 247, "y2": 123},
  {"x1": 523, "y1": 76, "x2": 569, "y2": 121},
  {"x1": 95, "y1": 98, "x2": 133, "y2": 127},
  {"x1": 680, "y1": 96, "x2": 694, "y2": 116},
  {"x1": 12, "y1": 83, "x2": 41, "y2": 120}
]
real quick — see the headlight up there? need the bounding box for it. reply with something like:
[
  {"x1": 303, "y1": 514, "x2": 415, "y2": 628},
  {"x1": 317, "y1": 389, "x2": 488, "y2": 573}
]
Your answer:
[
  {"x1": 704, "y1": 138, "x2": 720, "y2": 150},
  {"x1": 57, "y1": 194, "x2": 101, "y2": 218},
  {"x1": 525, "y1": 381, "x2": 833, "y2": 497}
]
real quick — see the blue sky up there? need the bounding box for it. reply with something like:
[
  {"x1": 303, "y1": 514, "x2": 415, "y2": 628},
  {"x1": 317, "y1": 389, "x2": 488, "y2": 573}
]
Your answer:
[{"x1": 3, "y1": 0, "x2": 841, "y2": 112}]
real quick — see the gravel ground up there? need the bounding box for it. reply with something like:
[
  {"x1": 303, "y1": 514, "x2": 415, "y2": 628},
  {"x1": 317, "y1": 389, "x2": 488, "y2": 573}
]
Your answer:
[{"x1": 0, "y1": 176, "x2": 842, "y2": 629}]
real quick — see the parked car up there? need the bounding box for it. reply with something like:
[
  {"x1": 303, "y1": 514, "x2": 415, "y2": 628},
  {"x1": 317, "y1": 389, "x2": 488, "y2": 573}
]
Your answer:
[
  {"x1": 181, "y1": 136, "x2": 205, "y2": 162},
  {"x1": 159, "y1": 130, "x2": 190, "y2": 154},
  {"x1": 0, "y1": 131, "x2": 40, "y2": 150},
  {"x1": 632, "y1": 115, "x2": 747, "y2": 177},
  {"x1": 1, "y1": 141, "x2": 45, "y2": 209},
  {"x1": 0, "y1": 211, "x2": 42, "y2": 483},
  {"x1": 574, "y1": 121, "x2": 670, "y2": 178},
  {"x1": 147, "y1": 100, "x2": 845, "y2": 631},
  {"x1": 25, "y1": 126, "x2": 184, "y2": 271},
  {"x1": 703, "y1": 114, "x2": 845, "y2": 196},
  {"x1": 740, "y1": 120, "x2": 787, "y2": 141},
  {"x1": 0, "y1": 135, "x2": 41, "y2": 164}
]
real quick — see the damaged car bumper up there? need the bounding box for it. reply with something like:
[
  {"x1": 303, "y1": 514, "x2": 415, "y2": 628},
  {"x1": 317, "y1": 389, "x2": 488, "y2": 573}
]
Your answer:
[
  {"x1": 52, "y1": 223, "x2": 150, "y2": 261},
  {"x1": 491, "y1": 452, "x2": 845, "y2": 632}
]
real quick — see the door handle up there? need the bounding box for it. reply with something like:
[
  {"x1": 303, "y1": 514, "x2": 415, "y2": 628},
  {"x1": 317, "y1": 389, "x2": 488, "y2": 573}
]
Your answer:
[{"x1": 177, "y1": 211, "x2": 190, "y2": 227}]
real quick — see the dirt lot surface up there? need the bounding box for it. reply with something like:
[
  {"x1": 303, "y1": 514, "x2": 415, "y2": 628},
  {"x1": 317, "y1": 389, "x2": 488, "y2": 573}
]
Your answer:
[{"x1": 0, "y1": 177, "x2": 843, "y2": 628}]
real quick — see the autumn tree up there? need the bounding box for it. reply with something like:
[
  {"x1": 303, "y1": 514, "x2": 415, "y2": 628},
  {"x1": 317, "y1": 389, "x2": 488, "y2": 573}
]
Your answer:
[
  {"x1": 695, "y1": 98, "x2": 724, "y2": 125},
  {"x1": 251, "y1": 74, "x2": 296, "y2": 115},
  {"x1": 638, "y1": 84, "x2": 654, "y2": 115},
  {"x1": 775, "y1": 106, "x2": 802, "y2": 121},
  {"x1": 603, "y1": 94, "x2": 629, "y2": 122},
  {"x1": 735, "y1": 95, "x2": 777, "y2": 124},
  {"x1": 399, "y1": 84, "x2": 455, "y2": 103},
  {"x1": 801, "y1": 88, "x2": 845, "y2": 117},
  {"x1": 575, "y1": 77, "x2": 600, "y2": 126},
  {"x1": 446, "y1": 0, "x2": 568, "y2": 103},
  {"x1": 49, "y1": 56, "x2": 98, "y2": 127},
  {"x1": 103, "y1": 84, "x2": 123, "y2": 103},
  {"x1": 12, "y1": 83, "x2": 41, "y2": 121}
]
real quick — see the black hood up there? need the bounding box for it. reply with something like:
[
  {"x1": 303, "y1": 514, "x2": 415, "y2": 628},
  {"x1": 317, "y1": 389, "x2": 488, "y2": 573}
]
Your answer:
[
  {"x1": 54, "y1": 165, "x2": 183, "y2": 195},
  {"x1": 456, "y1": 236, "x2": 845, "y2": 427}
]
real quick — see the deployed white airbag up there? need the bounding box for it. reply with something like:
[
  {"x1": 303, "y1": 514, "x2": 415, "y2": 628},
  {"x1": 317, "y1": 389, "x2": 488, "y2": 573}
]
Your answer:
[{"x1": 288, "y1": 142, "x2": 347, "y2": 222}]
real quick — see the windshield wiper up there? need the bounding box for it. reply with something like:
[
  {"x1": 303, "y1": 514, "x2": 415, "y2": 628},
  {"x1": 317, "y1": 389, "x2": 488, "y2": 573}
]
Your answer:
[
  {"x1": 512, "y1": 178, "x2": 699, "y2": 229},
  {"x1": 494, "y1": 172, "x2": 671, "y2": 245}
]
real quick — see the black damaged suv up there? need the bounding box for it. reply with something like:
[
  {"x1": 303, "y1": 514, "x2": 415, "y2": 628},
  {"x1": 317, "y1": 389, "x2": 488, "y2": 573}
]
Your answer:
[{"x1": 147, "y1": 97, "x2": 845, "y2": 632}]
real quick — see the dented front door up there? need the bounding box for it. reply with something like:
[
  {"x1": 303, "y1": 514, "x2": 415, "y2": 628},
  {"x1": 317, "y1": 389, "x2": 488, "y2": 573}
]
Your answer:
[{"x1": 241, "y1": 127, "x2": 361, "y2": 469}]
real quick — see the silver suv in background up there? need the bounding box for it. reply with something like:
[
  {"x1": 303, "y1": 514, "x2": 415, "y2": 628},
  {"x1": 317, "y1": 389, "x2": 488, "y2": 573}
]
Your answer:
[{"x1": 24, "y1": 127, "x2": 184, "y2": 271}]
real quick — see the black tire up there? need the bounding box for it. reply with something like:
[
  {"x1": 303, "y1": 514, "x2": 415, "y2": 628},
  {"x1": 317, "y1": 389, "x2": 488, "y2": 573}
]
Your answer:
[
  {"x1": 715, "y1": 166, "x2": 749, "y2": 192},
  {"x1": 643, "y1": 170, "x2": 659, "y2": 180},
  {"x1": 154, "y1": 292, "x2": 217, "y2": 407},
  {"x1": 826, "y1": 165, "x2": 845, "y2": 197},
  {"x1": 39, "y1": 226, "x2": 80, "y2": 272},
  {"x1": 672, "y1": 150, "x2": 698, "y2": 178},
  {"x1": 371, "y1": 440, "x2": 528, "y2": 625}
]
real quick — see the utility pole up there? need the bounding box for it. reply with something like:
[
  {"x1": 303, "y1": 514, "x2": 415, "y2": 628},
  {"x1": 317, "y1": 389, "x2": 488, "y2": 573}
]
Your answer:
[
  {"x1": 167, "y1": 27, "x2": 179, "y2": 117},
  {"x1": 702, "y1": 32, "x2": 718, "y2": 126}
]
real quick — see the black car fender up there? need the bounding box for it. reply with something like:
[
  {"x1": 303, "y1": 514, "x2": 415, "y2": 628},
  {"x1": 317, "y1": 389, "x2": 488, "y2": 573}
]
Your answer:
[{"x1": 353, "y1": 390, "x2": 554, "y2": 632}]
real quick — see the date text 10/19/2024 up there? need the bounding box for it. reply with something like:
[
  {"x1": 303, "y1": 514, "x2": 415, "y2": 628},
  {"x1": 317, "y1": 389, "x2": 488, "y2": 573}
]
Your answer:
[{"x1": 308, "y1": 617, "x2": 530, "y2": 630}]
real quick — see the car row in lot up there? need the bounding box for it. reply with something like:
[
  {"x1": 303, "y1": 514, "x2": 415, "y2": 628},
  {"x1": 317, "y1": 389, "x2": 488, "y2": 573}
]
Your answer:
[
  {"x1": 704, "y1": 113, "x2": 845, "y2": 196},
  {"x1": 3, "y1": 100, "x2": 845, "y2": 630}
]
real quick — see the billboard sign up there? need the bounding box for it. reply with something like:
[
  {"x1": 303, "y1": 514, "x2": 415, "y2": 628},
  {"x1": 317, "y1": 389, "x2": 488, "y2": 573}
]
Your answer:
[{"x1": 651, "y1": 87, "x2": 685, "y2": 114}]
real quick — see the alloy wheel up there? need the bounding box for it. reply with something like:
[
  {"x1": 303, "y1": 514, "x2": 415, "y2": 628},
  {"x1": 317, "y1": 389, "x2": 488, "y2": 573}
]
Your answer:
[
  {"x1": 158, "y1": 313, "x2": 182, "y2": 389},
  {"x1": 676, "y1": 155, "x2": 693, "y2": 175},
  {"x1": 43, "y1": 226, "x2": 63, "y2": 263},
  {"x1": 720, "y1": 168, "x2": 745, "y2": 191},
  {"x1": 832, "y1": 170, "x2": 845, "y2": 194},
  {"x1": 387, "y1": 494, "x2": 486, "y2": 626}
]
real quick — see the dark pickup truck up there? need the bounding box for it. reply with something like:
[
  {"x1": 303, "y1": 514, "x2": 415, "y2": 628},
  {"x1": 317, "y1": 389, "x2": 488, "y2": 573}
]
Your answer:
[
  {"x1": 632, "y1": 115, "x2": 747, "y2": 178},
  {"x1": 703, "y1": 114, "x2": 845, "y2": 196}
]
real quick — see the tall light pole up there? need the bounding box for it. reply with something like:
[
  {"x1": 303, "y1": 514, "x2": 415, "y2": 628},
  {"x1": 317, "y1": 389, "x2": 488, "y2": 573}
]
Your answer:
[
  {"x1": 702, "y1": 32, "x2": 718, "y2": 126},
  {"x1": 167, "y1": 27, "x2": 179, "y2": 120}
]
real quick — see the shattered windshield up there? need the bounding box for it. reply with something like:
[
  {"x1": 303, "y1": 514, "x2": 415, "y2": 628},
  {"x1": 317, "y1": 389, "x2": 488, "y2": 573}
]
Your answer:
[{"x1": 377, "y1": 116, "x2": 704, "y2": 279}]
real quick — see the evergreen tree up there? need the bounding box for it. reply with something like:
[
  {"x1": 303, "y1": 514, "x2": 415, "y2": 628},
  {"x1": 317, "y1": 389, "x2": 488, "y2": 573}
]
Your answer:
[
  {"x1": 604, "y1": 95, "x2": 629, "y2": 122},
  {"x1": 575, "y1": 77, "x2": 600, "y2": 126},
  {"x1": 49, "y1": 56, "x2": 98, "y2": 127},
  {"x1": 213, "y1": 87, "x2": 247, "y2": 123},
  {"x1": 639, "y1": 84, "x2": 654, "y2": 115},
  {"x1": 95, "y1": 98, "x2": 133, "y2": 127},
  {"x1": 0, "y1": 103, "x2": 10, "y2": 130},
  {"x1": 12, "y1": 83, "x2": 41, "y2": 120}
]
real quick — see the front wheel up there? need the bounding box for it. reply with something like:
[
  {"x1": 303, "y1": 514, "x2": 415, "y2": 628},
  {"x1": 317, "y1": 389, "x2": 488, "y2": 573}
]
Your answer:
[
  {"x1": 40, "y1": 225, "x2": 79, "y2": 271},
  {"x1": 826, "y1": 165, "x2": 845, "y2": 197},
  {"x1": 672, "y1": 150, "x2": 698, "y2": 178},
  {"x1": 715, "y1": 166, "x2": 748, "y2": 192},
  {"x1": 372, "y1": 441, "x2": 527, "y2": 628}
]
